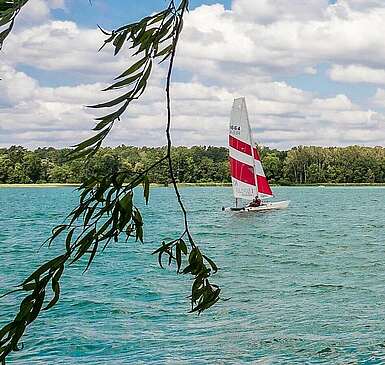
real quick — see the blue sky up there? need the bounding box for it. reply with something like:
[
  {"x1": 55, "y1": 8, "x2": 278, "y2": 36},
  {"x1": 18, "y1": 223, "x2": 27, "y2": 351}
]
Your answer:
[
  {"x1": 52, "y1": 0, "x2": 232, "y2": 28},
  {"x1": 280, "y1": 64, "x2": 377, "y2": 105},
  {"x1": 1, "y1": 0, "x2": 385, "y2": 149}
]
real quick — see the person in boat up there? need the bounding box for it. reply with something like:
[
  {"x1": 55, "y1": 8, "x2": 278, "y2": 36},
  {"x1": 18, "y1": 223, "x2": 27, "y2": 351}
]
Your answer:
[{"x1": 248, "y1": 196, "x2": 262, "y2": 207}]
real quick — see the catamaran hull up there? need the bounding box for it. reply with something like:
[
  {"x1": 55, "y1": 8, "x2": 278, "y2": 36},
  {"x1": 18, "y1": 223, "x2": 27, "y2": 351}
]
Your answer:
[{"x1": 222, "y1": 200, "x2": 290, "y2": 212}]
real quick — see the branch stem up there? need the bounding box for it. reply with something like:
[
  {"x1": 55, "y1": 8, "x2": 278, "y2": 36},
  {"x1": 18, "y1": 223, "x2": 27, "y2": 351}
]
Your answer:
[{"x1": 164, "y1": 4, "x2": 194, "y2": 245}]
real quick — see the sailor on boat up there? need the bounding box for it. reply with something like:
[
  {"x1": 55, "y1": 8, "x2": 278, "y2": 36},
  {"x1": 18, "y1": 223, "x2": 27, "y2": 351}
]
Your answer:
[{"x1": 248, "y1": 196, "x2": 262, "y2": 208}]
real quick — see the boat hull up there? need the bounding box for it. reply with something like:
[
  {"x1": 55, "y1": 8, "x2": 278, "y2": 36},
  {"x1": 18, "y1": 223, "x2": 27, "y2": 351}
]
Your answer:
[{"x1": 222, "y1": 200, "x2": 290, "y2": 212}]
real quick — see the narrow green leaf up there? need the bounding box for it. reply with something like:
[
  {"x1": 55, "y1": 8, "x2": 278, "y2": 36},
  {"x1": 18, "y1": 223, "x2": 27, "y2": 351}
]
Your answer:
[
  {"x1": 98, "y1": 32, "x2": 116, "y2": 51},
  {"x1": 176, "y1": 245, "x2": 182, "y2": 273},
  {"x1": 203, "y1": 255, "x2": 218, "y2": 274},
  {"x1": 158, "y1": 251, "x2": 164, "y2": 268},
  {"x1": 147, "y1": 10, "x2": 169, "y2": 25},
  {"x1": 155, "y1": 44, "x2": 172, "y2": 58},
  {"x1": 43, "y1": 281, "x2": 60, "y2": 311},
  {"x1": 97, "y1": 217, "x2": 113, "y2": 236},
  {"x1": 0, "y1": 20, "x2": 13, "y2": 45},
  {"x1": 84, "y1": 241, "x2": 99, "y2": 273},
  {"x1": 143, "y1": 176, "x2": 150, "y2": 204},
  {"x1": 133, "y1": 208, "x2": 143, "y2": 225},
  {"x1": 22, "y1": 255, "x2": 67, "y2": 286},
  {"x1": 0, "y1": 12, "x2": 13, "y2": 27},
  {"x1": 152, "y1": 240, "x2": 176, "y2": 254},
  {"x1": 179, "y1": 239, "x2": 188, "y2": 255},
  {"x1": 113, "y1": 29, "x2": 128, "y2": 55},
  {"x1": 0, "y1": 322, "x2": 14, "y2": 341},
  {"x1": 71, "y1": 128, "x2": 109, "y2": 154},
  {"x1": 119, "y1": 192, "x2": 133, "y2": 211},
  {"x1": 137, "y1": 60, "x2": 152, "y2": 89},
  {"x1": 103, "y1": 73, "x2": 142, "y2": 91},
  {"x1": 125, "y1": 224, "x2": 134, "y2": 241},
  {"x1": 92, "y1": 100, "x2": 130, "y2": 130},
  {"x1": 43, "y1": 265, "x2": 64, "y2": 310},
  {"x1": 27, "y1": 290, "x2": 46, "y2": 324},
  {"x1": 88, "y1": 90, "x2": 133, "y2": 109},
  {"x1": 70, "y1": 228, "x2": 96, "y2": 264},
  {"x1": 65, "y1": 228, "x2": 75, "y2": 253},
  {"x1": 115, "y1": 57, "x2": 147, "y2": 80},
  {"x1": 97, "y1": 24, "x2": 111, "y2": 36},
  {"x1": 46, "y1": 224, "x2": 67, "y2": 247},
  {"x1": 182, "y1": 265, "x2": 192, "y2": 274},
  {"x1": 0, "y1": 288, "x2": 24, "y2": 299},
  {"x1": 84, "y1": 204, "x2": 97, "y2": 227},
  {"x1": 136, "y1": 225, "x2": 143, "y2": 243}
]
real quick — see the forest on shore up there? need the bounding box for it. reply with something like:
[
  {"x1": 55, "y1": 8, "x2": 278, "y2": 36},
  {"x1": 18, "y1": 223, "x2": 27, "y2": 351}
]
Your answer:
[{"x1": 1, "y1": 145, "x2": 385, "y2": 185}]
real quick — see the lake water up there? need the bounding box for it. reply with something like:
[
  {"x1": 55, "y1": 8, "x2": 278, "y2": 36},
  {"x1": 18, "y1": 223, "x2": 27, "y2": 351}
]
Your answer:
[{"x1": 1, "y1": 186, "x2": 385, "y2": 364}]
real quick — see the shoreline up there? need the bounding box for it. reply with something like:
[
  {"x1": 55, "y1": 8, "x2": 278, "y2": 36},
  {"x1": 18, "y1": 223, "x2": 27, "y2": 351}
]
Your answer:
[
  {"x1": 2, "y1": 182, "x2": 385, "y2": 188},
  {"x1": 0, "y1": 183, "x2": 80, "y2": 188}
]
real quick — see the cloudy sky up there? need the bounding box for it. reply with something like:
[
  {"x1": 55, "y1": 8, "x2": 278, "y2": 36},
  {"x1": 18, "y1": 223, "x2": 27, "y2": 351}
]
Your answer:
[{"x1": 1, "y1": 0, "x2": 385, "y2": 150}]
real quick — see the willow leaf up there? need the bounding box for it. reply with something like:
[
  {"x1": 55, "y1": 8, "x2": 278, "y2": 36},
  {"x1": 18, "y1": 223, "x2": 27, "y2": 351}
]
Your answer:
[
  {"x1": 115, "y1": 57, "x2": 148, "y2": 80},
  {"x1": 143, "y1": 176, "x2": 150, "y2": 204},
  {"x1": 103, "y1": 72, "x2": 142, "y2": 91},
  {"x1": 88, "y1": 91, "x2": 133, "y2": 109},
  {"x1": 71, "y1": 129, "x2": 109, "y2": 154}
]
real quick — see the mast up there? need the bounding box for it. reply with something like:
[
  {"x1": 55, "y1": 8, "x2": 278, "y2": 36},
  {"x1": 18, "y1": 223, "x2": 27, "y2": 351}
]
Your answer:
[{"x1": 242, "y1": 98, "x2": 258, "y2": 194}]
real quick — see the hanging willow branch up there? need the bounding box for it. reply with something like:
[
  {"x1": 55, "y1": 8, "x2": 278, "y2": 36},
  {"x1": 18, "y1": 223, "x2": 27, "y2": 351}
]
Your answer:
[{"x1": 0, "y1": 1, "x2": 220, "y2": 363}]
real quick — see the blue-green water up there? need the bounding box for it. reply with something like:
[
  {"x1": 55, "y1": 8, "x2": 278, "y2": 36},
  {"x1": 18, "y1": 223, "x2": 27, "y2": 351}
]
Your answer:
[{"x1": 1, "y1": 186, "x2": 385, "y2": 364}]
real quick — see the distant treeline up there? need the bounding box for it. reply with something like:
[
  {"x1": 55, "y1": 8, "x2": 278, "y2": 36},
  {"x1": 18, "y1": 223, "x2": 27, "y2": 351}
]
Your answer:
[{"x1": 1, "y1": 145, "x2": 385, "y2": 185}]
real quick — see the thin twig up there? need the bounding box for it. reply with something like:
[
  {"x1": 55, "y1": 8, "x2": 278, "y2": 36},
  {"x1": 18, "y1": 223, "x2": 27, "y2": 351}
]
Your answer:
[{"x1": 164, "y1": 3, "x2": 194, "y2": 245}]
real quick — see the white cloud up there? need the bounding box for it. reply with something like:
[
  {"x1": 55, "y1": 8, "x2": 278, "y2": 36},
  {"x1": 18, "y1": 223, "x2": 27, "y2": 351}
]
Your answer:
[
  {"x1": 178, "y1": 0, "x2": 385, "y2": 78},
  {"x1": 304, "y1": 66, "x2": 317, "y2": 75},
  {"x1": 311, "y1": 94, "x2": 356, "y2": 111},
  {"x1": 2, "y1": 62, "x2": 384, "y2": 150},
  {"x1": 2, "y1": 20, "x2": 129, "y2": 79},
  {"x1": 14, "y1": 0, "x2": 66, "y2": 25},
  {"x1": 371, "y1": 88, "x2": 385, "y2": 107},
  {"x1": 328, "y1": 64, "x2": 385, "y2": 84},
  {"x1": 2, "y1": 0, "x2": 385, "y2": 149},
  {"x1": 232, "y1": 0, "x2": 330, "y2": 23}
]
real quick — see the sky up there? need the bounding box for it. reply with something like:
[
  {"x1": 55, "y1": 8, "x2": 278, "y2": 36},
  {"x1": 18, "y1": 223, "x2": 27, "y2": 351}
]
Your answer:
[{"x1": 1, "y1": 0, "x2": 385, "y2": 150}]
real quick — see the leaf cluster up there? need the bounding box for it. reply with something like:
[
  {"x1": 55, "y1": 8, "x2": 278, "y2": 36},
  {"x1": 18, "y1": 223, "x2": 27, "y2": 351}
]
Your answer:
[
  {"x1": 153, "y1": 234, "x2": 220, "y2": 314},
  {"x1": 0, "y1": 168, "x2": 150, "y2": 363},
  {"x1": 0, "y1": 254, "x2": 66, "y2": 362}
]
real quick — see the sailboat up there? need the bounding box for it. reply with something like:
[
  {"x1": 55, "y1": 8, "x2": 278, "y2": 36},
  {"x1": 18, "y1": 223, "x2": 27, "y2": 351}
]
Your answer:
[{"x1": 223, "y1": 97, "x2": 290, "y2": 212}]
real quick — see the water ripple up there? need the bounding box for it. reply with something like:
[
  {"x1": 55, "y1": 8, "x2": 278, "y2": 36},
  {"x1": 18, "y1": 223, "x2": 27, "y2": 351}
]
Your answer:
[{"x1": 2, "y1": 186, "x2": 385, "y2": 364}]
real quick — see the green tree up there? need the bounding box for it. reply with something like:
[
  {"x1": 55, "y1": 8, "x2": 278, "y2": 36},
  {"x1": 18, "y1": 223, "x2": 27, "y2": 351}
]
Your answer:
[
  {"x1": 262, "y1": 153, "x2": 283, "y2": 183},
  {"x1": 22, "y1": 152, "x2": 43, "y2": 183},
  {"x1": 0, "y1": 154, "x2": 11, "y2": 182},
  {"x1": 48, "y1": 164, "x2": 73, "y2": 183},
  {"x1": 8, "y1": 162, "x2": 31, "y2": 183}
]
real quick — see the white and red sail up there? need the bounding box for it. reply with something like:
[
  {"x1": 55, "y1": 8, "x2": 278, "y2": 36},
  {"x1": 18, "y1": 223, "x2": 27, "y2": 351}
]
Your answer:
[{"x1": 228, "y1": 97, "x2": 273, "y2": 201}]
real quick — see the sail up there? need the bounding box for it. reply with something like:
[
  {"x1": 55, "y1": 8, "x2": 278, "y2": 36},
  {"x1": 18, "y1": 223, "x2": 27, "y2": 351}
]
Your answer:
[
  {"x1": 253, "y1": 145, "x2": 274, "y2": 198},
  {"x1": 228, "y1": 98, "x2": 257, "y2": 200}
]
